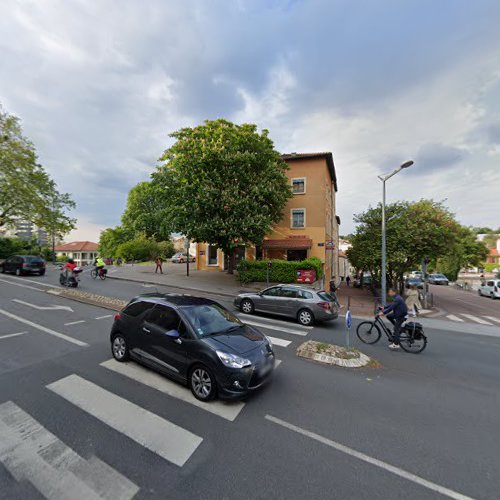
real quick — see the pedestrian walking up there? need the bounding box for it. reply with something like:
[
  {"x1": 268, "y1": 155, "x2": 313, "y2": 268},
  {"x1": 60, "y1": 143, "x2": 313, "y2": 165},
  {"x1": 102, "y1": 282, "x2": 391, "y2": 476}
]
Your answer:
[
  {"x1": 345, "y1": 276, "x2": 351, "y2": 287},
  {"x1": 155, "y1": 256, "x2": 163, "y2": 274},
  {"x1": 405, "y1": 284, "x2": 422, "y2": 316}
]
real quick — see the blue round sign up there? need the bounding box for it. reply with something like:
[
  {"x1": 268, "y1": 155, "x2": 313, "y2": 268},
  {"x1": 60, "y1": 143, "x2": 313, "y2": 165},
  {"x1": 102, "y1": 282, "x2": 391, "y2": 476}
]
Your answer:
[{"x1": 346, "y1": 310, "x2": 352, "y2": 329}]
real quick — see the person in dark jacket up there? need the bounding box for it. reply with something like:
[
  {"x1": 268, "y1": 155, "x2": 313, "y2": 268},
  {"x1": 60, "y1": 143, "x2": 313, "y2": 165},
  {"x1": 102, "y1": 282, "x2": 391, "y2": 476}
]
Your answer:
[{"x1": 378, "y1": 287, "x2": 408, "y2": 349}]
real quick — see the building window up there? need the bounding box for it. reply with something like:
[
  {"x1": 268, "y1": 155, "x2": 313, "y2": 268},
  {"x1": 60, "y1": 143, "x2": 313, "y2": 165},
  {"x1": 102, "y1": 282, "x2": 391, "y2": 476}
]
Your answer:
[
  {"x1": 291, "y1": 178, "x2": 306, "y2": 194},
  {"x1": 207, "y1": 245, "x2": 218, "y2": 266},
  {"x1": 291, "y1": 209, "x2": 306, "y2": 228}
]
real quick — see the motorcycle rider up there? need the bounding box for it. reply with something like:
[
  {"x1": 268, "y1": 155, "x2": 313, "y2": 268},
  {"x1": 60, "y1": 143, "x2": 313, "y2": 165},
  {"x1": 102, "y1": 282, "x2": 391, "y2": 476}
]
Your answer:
[{"x1": 62, "y1": 258, "x2": 79, "y2": 283}]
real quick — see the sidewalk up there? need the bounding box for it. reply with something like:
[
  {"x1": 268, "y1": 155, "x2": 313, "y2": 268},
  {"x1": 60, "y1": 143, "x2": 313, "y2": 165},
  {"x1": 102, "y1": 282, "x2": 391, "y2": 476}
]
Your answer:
[{"x1": 107, "y1": 263, "x2": 380, "y2": 317}]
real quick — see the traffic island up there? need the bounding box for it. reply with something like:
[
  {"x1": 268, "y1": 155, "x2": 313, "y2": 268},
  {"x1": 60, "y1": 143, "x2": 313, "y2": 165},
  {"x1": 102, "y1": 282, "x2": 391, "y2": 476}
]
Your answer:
[
  {"x1": 46, "y1": 288, "x2": 128, "y2": 311},
  {"x1": 296, "y1": 340, "x2": 378, "y2": 368}
]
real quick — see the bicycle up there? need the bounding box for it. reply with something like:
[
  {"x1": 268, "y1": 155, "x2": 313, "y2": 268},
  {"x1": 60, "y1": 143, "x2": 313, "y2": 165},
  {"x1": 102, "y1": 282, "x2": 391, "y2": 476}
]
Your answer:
[
  {"x1": 356, "y1": 314, "x2": 428, "y2": 354},
  {"x1": 90, "y1": 268, "x2": 107, "y2": 280}
]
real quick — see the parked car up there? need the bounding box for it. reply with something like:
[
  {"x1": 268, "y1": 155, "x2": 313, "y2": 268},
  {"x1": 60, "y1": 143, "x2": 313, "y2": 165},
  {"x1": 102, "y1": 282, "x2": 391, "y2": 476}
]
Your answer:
[
  {"x1": 171, "y1": 252, "x2": 195, "y2": 263},
  {"x1": 0, "y1": 255, "x2": 46, "y2": 276},
  {"x1": 110, "y1": 294, "x2": 275, "y2": 401},
  {"x1": 478, "y1": 279, "x2": 500, "y2": 299},
  {"x1": 234, "y1": 284, "x2": 339, "y2": 326},
  {"x1": 405, "y1": 277, "x2": 424, "y2": 289},
  {"x1": 409, "y1": 270, "x2": 423, "y2": 279},
  {"x1": 428, "y1": 273, "x2": 449, "y2": 285}
]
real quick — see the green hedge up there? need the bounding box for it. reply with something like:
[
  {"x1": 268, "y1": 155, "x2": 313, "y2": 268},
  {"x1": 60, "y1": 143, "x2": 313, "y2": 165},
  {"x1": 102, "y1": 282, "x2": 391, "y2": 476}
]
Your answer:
[{"x1": 237, "y1": 257, "x2": 323, "y2": 284}]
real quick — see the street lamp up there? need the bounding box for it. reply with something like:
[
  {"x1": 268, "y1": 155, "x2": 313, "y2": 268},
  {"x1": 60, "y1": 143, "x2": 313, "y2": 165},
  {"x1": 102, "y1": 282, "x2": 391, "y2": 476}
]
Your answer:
[{"x1": 378, "y1": 160, "x2": 414, "y2": 305}]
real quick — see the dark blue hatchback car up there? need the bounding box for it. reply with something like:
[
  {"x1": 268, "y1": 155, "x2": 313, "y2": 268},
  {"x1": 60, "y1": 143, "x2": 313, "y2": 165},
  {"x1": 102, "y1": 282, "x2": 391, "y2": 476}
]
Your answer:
[{"x1": 110, "y1": 294, "x2": 275, "y2": 401}]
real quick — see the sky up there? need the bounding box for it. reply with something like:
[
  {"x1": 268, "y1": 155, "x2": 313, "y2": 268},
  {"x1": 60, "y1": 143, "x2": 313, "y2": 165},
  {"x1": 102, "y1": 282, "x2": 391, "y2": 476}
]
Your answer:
[{"x1": 1, "y1": 0, "x2": 500, "y2": 242}]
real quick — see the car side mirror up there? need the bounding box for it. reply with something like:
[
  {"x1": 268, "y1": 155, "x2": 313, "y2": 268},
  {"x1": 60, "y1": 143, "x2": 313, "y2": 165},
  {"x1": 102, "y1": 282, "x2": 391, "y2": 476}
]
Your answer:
[{"x1": 165, "y1": 329, "x2": 180, "y2": 339}]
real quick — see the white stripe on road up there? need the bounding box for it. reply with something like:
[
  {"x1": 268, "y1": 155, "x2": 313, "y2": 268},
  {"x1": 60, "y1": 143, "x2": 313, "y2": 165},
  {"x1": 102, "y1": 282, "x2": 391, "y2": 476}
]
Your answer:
[
  {"x1": 265, "y1": 415, "x2": 473, "y2": 500},
  {"x1": 0, "y1": 277, "x2": 44, "y2": 291},
  {"x1": 237, "y1": 313, "x2": 313, "y2": 330},
  {"x1": 64, "y1": 320, "x2": 86, "y2": 326},
  {"x1": 446, "y1": 315, "x2": 464, "y2": 322},
  {"x1": 0, "y1": 331, "x2": 28, "y2": 340},
  {"x1": 460, "y1": 314, "x2": 493, "y2": 325},
  {"x1": 0, "y1": 275, "x2": 60, "y2": 288},
  {"x1": 100, "y1": 359, "x2": 245, "y2": 422},
  {"x1": 267, "y1": 336, "x2": 292, "y2": 347},
  {"x1": 275, "y1": 359, "x2": 282, "y2": 368},
  {"x1": 47, "y1": 374, "x2": 203, "y2": 466},
  {"x1": 241, "y1": 320, "x2": 308, "y2": 336},
  {"x1": 0, "y1": 309, "x2": 88, "y2": 347},
  {"x1": 0, "y1": 401, "x2": 139, "y2": 500},
  {"x1": 96, "y1": 315, "x2": 113, "y2": 320},
  {"x1": 483, "y1": 316, "x2": 500, "y2": 324}
]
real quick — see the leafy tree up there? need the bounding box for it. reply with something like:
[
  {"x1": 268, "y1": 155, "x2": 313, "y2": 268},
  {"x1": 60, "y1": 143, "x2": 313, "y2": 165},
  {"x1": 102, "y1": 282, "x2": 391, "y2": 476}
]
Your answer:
[
  {"x1": 482, "y1": 233, "x2": 500, "y2": 249},
  {"x1": 157, "y1": 240, "x2": 175, "y2": 259},
  {"x1": 435, "y1": 227, "x2": 489, "y2": 280},
  {"x1": 115, "y1": 236, "x2": 159, "y2": 262},
  {"x1": 152, "y1": 119, "x2": 292, "y2": 273},
  {"x1": 347, "y1": 200, "x2": 478, "y2": 289},
  {"x1": 98, "y1": 226, "x2": 133, "y2": 258},
  {"x1": 121, "y1": 182, "x2": 171, "y2": 240},
  {"x1": 0, "y1": 105, "x2": 75, "y2": 234}
]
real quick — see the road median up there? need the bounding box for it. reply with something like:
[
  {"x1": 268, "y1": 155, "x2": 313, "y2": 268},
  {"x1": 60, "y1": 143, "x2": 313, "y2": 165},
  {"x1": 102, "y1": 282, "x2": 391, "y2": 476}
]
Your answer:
[{"x1": 46, "y1": 288, "x2": 128, "y2": 311}]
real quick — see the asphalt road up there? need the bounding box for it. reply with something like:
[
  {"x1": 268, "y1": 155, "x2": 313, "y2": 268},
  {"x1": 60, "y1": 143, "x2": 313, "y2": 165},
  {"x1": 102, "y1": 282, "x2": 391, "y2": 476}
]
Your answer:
[
  {"x1": 428, "y1": 283, "x2": 500, "y2": 326},
  {"x1": 1, "y1": 273, "x2": 499, "y2": 499}
]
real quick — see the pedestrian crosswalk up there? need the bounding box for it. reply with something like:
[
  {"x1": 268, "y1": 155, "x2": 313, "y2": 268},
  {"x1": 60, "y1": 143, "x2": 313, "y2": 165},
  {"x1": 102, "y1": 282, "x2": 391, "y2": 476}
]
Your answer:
[
  {"x1": 445, "y1": 313, "x2": 500, "y2": 325},
  {"x1": 0, "y1": 313, "x2": 303, "y2": 498}
]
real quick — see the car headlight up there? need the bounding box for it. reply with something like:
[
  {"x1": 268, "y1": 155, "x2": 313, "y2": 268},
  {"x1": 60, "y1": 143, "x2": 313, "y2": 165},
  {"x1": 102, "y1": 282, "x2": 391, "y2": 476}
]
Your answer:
[
  {"x1": 216, "y1": 350, "x2": 251, "y2": 369},
  {"x1": 264, "y1": 335, "x2": 273, "y2": 350}
]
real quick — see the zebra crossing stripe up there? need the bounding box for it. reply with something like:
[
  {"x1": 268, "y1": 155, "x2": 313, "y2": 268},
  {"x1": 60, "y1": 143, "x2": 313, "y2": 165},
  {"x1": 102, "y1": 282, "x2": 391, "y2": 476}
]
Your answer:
[
  {"x1": 483, "y1": 316, "x2": 500, "y2": 324},
  {"x1": 47, "y1": 374, "x2": 203, "y2": 467},
  {"x1": 267, "y1": 336, "x2": 292, "y2": 347},
  {"x1": 446, "y1": 315, "x2": 464, "y2": 322},
  {"x1": 100, "y1": 359, "x2": 245, "y2": 422},
  {"x1": 241, "y1": 319, "x2": 308, "y2": 336},
  {"x1": 0, "y1": 401, "x2": 139, "y2": 500},
  {"x1": 460, "y1": 314, "x2": 493, "y2": 325}
]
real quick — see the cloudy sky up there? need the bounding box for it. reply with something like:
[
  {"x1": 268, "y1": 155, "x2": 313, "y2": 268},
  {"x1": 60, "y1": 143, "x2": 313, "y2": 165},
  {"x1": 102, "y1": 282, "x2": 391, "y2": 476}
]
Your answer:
[{"x1": 1, "y1": 0, "x2": 500, "y2": 241}]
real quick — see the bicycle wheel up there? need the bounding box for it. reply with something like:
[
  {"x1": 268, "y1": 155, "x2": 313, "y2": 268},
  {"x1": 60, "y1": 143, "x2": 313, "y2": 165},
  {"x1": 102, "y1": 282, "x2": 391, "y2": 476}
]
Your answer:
[
  {"x1": 90, "y1": 269, "x2": 97, "y2": 279},
  {"x1": 99, "y1": 272, "x2": 106, "y2": 280},
  {"x1": 356, "y1": 321, "x2": 381, "y2": 344},
  {"x1": 399, "y1": 331, "x2": 427, "y2": 354}
]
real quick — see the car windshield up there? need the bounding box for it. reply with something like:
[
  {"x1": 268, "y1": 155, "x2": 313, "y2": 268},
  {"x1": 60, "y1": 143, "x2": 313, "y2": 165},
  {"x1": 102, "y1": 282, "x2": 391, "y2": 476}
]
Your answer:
[
  {"x1": 25, "y1": 256, "x2": 43, "y2": 263},
  {"x1": 435, "y1": 274, "x2": 446, "y2": 279},
  {"x1": 183, "y1": 303, "x2": 243, "y2": 337}
]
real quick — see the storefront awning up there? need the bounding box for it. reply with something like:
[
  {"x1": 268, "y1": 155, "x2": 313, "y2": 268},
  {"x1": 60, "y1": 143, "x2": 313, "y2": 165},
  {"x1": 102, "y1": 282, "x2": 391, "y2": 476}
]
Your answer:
[{"x1": 262, "y1": 239, "x2": 312, "y2": 250}]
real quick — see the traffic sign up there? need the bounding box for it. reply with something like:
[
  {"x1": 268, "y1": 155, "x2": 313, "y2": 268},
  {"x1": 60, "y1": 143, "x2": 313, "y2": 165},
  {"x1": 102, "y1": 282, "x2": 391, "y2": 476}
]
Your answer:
[{"x1": 346, "y1": 310, "x2": 352, "y2": 329}]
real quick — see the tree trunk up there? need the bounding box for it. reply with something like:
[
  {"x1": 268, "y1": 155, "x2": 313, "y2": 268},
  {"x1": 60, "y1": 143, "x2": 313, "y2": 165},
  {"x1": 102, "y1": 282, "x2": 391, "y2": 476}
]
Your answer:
[{"x1": 227, "y1": 248, "x2": 236, "y2": 274}]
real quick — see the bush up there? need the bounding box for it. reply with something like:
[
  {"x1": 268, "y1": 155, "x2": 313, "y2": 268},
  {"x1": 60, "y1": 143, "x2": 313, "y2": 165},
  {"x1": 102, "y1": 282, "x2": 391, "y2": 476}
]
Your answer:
[
  {"x1": 237, "y1": 257, "x2": 323, "y2": 284},
  {"x1": 157, "y1": 240, "x2": 176, "y2": 259},
  {"x1": 115, "y1": 238, "x2": 159, "y2": 262}
]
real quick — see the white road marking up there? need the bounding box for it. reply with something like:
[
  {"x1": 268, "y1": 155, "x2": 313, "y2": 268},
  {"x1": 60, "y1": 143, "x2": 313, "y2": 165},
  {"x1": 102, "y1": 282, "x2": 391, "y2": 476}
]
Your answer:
[
  {"x1": 265, "y1": 415, "x2": 473, "y2": 500},
  {"x1": 237, "y1": 313, "x2": 313, "y2": 330},
  {"x1": 0, "y1": 278, "x2": 44, "y2": 291},
  {"x1": 64, "y1": 320, "x2": 86, "y2": 326},
  {"x1": 0, "y1": 401, "x2": 139, "y2": 500},
  {"x1": 275, "y1": 359, "x2": 282, "y2": 368},
  {"x1": 0, "y1": 331, "x2": 28, "y2": 340},
  {"x1": 267, "y1": 336, "x2": 292, "y2": 347},
  {"x1": 95, "y1": 315, "x2": 113, "y2": 320},
  {"x1": 0, "y1": 275, "x2": 60, "y2": 288},
  {"x1": 483, "y1": 316, "x2": 500, "y2": 324},
  {"x1": 0, "y1": 309, "x2": 88, "y2": 347},
  {"x1": 460, "y1": 314, "x2": 493, "y2": 325},
  {"x1": 446, "y1": 315, "x2": 464, "y2": 322},
  {"x1": 12, "y1": 299, "x2": 74, "y2": 312},
  {"x1": 241, "y1": 320, "x2": 308, "y2": 336},
  {"x1": 47, "y1": 374, "x2": 203, "y2": 467},
  {"x1": 101, "y1": 359, "x2": 244, "y2": 421}
]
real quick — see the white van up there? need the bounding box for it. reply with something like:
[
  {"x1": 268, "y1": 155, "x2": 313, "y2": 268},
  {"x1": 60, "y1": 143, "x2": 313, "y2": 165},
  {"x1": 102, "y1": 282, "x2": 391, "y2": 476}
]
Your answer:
[{"x1": 478, "y1": 279, "x2": 500, "y2": 299}]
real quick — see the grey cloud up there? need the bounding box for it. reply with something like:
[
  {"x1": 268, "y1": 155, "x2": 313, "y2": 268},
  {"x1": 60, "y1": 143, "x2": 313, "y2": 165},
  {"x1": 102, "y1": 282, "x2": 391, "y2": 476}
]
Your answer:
[{"x1": 413, "y1": 143, "x2": 467, "y2": 174}]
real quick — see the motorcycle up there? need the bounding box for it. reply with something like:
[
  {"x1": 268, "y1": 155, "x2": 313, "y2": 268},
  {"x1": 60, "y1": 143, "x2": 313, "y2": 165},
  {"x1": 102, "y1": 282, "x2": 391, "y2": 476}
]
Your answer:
[{"x1": 59, "y1": 267, "x2": 82, "y2": 288}]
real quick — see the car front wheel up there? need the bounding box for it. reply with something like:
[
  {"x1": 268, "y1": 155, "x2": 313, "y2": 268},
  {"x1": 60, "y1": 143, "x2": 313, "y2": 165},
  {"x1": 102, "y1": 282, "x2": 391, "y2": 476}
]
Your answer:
[
  {"x1": 15, "y1": 268, "x2": 21, "y2": 276},
  {"x1": 190, "y1": 365, "x2": 217, "y2": 402},
  {"x1": 111, "y1": 334, "x2": 129, "y2": 362},
  {"x1": 297, "y1": 309, "x2": 314, "y2": 326},
  {"x1": 240, "y1": 299, "x2": 254, "y2": 314}
]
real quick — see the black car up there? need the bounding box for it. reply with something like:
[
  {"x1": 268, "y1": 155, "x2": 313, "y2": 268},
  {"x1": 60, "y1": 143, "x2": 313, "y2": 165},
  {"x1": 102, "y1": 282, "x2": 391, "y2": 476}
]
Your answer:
[
  {"x1": 0, "y1": 255, "x2": 46, "y2": 276},
  {"x1": 110, "y1": 294, "x2": 275, "y2": 401}
]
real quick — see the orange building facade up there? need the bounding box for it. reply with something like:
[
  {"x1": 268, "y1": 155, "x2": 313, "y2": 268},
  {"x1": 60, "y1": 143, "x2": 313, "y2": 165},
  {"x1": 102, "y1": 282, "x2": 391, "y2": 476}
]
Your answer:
[{"x1": 195, "y1": 152, "x2": 340, "y2": 283}]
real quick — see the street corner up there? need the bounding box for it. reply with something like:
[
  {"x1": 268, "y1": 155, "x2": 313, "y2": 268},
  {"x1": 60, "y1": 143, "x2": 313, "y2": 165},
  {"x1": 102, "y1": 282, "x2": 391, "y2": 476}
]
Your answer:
[{"x1": 296, "y1": 340, "x2": 381, "y2": 369}]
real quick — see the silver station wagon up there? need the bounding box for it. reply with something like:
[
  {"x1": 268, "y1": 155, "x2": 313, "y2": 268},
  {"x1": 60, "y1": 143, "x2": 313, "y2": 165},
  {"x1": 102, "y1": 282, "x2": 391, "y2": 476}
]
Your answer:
[{"x1": 234, "y1": 284, "x2": 339, "y2": 326}]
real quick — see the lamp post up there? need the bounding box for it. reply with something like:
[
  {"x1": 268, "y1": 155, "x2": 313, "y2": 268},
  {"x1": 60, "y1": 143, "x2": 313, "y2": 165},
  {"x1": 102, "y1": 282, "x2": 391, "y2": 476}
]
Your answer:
[{"x1": 378, "y1": 160, "x2": 414, "y2": 305}]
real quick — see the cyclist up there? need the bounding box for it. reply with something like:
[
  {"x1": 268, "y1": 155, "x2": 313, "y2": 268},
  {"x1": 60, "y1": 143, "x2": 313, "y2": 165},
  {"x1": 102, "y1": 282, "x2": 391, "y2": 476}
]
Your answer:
[
  {"x1": 377, "y1": 287, "x2": 408, "y2": 350},
  {"x1": 95, "y1": 256, "x2": 106, "y2": 277}
]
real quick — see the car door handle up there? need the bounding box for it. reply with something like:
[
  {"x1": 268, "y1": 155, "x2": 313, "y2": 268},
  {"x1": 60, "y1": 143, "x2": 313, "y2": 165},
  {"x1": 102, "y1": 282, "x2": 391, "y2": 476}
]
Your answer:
[{"x1": 142, "y1": 327, "x2": 151, "y2": 333}]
